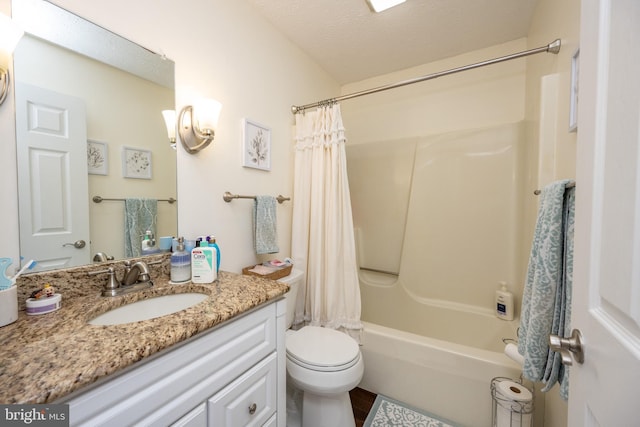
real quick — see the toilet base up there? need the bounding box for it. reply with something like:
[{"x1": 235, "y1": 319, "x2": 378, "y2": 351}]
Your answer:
[{"x1": 301, "y1": 391, "x2": 355, "y2": 427}]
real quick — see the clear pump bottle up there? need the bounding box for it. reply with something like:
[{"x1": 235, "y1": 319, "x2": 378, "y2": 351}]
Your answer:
[{"x1": 170, "y1": 237, "x2": 191, "y2": 283}]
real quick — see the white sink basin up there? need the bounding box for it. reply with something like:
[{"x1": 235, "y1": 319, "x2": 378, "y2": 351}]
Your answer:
[{"x1": 89, "y1": 293, "x2": 208, "y2": 325}]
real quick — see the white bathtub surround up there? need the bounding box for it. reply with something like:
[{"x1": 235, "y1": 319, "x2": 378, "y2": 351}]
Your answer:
[
  {"x1": 349, "y1": 123, "x2": 532, "y2": 425},
  {"x1": 359, "y1": 321, "x2": 524, "y2": 427},
  {"x1": 291, "y1": 104, "x2": 362, "y2": 339},
  {"x1": 518, "y1": 180, "x2": 575, "y2": 400},
  {"x1": 347, "y1": 123, "x2": 528, "y2": 318}
]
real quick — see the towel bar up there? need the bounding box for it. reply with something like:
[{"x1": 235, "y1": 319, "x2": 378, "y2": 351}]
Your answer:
[
  {"x1": 223, "y1": 191, "x2": 290, "y2": 204},
  {"x1": 93, "y1": 196, "x2": 177, "y2": 204},
  {"x1": 533, "y1": 181, "x2": 575, "y2": 195}
]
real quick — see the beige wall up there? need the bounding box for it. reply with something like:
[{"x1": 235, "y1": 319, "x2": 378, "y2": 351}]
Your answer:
[
  {"x1": 341, "y1": 38, "x2": 528, "y2": 144},
  {"x1": 524, "y1": 0, "x2": 581, "y2": 425},
  {"x1": 0, "y1": 0, "x2": 339, "y2": 273}
]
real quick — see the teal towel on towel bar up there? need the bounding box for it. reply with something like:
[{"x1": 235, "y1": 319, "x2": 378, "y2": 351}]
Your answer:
[
  {"x1": 124, "y1": 198, "x2": 157, "y2": 257},
  {"x1": 253, "y1": 196, "x2": 279, "y2": 254},
  {"x1": 518, "y1": 179, "x2": 575, "y2": 400}
]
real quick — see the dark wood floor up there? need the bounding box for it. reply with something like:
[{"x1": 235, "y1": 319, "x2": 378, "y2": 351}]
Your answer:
[{"x1": 350, "y1": 387, "x2": 377, "y2": 427}]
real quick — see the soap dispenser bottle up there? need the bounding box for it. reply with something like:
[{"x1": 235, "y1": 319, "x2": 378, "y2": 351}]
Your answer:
[
  {"x1": 170, "y1": 237, "x2": 191, "y2": 283},
  {"x1": 141, "y1": 230, "x2": 158, "y2": 255},
  {"x1": 495, "y1": 281, "x2": 514, "y2": 320}
]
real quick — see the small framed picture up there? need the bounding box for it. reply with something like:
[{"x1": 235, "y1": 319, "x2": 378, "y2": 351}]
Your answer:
[
  {"x1": 242, "y1": 118, "x2": 271, "y2": 171},
  {"x1": 87, "y1": 139, "x2": 108, "y2": 175},
  {"x1": 122, "y1": 146, "x2": 152, "y2": 179},
  {"x1": 569, "y1": 48, "x2": 580, "y2": 133}
]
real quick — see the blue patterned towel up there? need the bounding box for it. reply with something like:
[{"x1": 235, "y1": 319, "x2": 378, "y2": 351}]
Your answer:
[
  {"x1": 253, "y1": 196, "x2": 279, "y2": 254},
  {"x1": 518, "y1": 180, "x2": 574, "y2": 399},
  {"x1": 124, "y1": 198, "x2": 157, "y2": 257}
]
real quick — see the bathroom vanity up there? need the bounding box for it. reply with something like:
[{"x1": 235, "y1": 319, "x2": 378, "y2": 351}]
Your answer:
[
  {"x1": 0, "y1": 255, "x2": 289, "y2": 426},
  {"x1": 68, "y1": 300, "x2": 285, "y2": 426}
]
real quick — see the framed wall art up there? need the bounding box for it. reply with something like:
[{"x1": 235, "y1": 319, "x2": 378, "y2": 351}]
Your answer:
[
  {"x1": 87, "y1": 139, "x2": 108, "y2": 175},
  {"x1": 242, "y1": 118, "x2": 271, "y2": 171},
  {"x1": 122, "y1": 146, "x2": 152, "y2": 179}
]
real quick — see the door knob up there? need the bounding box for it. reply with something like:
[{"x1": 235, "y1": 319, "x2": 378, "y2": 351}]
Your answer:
[
  {"x1": 63, "y1": 240, "x2": 86, "y2": 249},
  {"x1": 549, "y1": 328, "x2": 584, "y2": 365}
]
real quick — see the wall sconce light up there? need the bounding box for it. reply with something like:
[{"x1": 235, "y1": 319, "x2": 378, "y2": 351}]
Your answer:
[
  {"x1": 0, "y1": 13, "x2": 24, "y2": 105},
  {"x1": 161, "y1": 109, "x2": 177, "y2": 149},
  {"x1": 171, "y1": 99, "x2": 222, "y2": 154}
]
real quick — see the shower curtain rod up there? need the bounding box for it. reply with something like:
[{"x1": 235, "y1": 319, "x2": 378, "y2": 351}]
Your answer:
[{"x1": 291, "y1": 39, "x2": 561, "y2": 114}]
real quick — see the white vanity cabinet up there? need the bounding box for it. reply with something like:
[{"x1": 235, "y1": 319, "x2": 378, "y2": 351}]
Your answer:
[{"x1": 66, "y1": 299, "x2": 286, "y2": 427}]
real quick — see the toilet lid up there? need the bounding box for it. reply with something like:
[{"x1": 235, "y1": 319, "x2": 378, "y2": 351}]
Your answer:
[{"x1": 286, "y1": 326, "x2": 360, "y2": 372}]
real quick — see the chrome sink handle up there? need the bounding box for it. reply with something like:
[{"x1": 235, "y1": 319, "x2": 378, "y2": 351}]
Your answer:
[
  {"x1": 88, "y1": 267, "x2": 121, "y2": 293},
  {"x1": 88, "y1": 263, "x2": 153, "y2": 297}
]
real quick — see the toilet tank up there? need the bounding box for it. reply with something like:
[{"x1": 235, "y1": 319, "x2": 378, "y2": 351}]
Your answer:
[{"x1": 277, "y1": 268, "x2": 304, "y2": 329}]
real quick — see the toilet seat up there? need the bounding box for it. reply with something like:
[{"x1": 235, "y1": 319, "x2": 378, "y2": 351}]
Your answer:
[{"x1": 286, "y1": 326, "x2": 360, "y2": 372}]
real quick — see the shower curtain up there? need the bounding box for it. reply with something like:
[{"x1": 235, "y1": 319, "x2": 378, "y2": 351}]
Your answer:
[{"x1": 291, "y1": 104, "x2": 362, "y2": 339}]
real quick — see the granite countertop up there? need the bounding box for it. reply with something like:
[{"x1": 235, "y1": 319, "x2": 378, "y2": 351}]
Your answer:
[{"x1": 0, "y1": 255, "x2": 289, "y2": 404}]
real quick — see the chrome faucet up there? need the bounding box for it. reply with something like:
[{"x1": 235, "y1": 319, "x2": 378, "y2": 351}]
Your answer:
[
  {"x1": 89, "y1": 260, "x2": 154, "y2": 297},
  {"x1": 121, "y1": 260, "x2": 152, "y2": 286},
  {"x1": 93, "y1": 252, "x2": 114, "y2": 262}
]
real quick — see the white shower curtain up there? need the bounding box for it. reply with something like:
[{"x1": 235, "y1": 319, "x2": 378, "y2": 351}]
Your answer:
[{"x1": 291, "y1": 104, "x2": 362, "y2": 339}]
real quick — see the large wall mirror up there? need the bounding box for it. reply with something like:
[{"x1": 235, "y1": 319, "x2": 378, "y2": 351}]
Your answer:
[{"x1": 12, "y1": 0, "x2": 176, "y2": 272}]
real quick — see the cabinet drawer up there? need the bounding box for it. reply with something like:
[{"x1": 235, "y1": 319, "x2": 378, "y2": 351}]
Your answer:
[
  {"x1": 171, "y1": 403, "x2": 206, "y2": 427},
  {"x1": 208, "y1": 353, "x2": 277, "y2": 427}
]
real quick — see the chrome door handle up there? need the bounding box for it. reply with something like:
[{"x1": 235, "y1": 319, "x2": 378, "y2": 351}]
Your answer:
[
  {"x1": 63, "y1": 240, "x2": 86, "y2": 249},
  {"x1": 549, "y1": 328, "x2": 584, "y2": 365}
]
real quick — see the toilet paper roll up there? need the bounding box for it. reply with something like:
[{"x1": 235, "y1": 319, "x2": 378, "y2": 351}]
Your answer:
[
  {"x1": 497, "y1": 380, "x2": 532, "y2": 402},
  {"x1": 504, "y1": 343, "x2": 525, "y2": 366},
  {"x1": 495, "y1": 380, "x2": 533, "y2": 427}
]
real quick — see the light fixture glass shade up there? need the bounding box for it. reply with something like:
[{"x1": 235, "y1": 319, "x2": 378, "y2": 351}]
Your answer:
[
  {"x1": 193, "y1": 98, "x2": 222, "y2": 131},
  {"x1": 0, "y1": 13, "x2": 24, "y2": 68},
  {"x1": 366, "y1": 0, "x2": 406, "y2": 13},
  {"x1": 162, "y1": 110, "x2": 176, "y2": 140}
]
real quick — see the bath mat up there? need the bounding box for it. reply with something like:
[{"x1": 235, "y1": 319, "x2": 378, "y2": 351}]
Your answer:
[{"x1": 363, "y1": 394, "x2": 459, "y2": 427}]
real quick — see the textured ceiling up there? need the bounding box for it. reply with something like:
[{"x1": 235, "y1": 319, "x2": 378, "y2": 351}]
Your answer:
[{"x1": 246, "y1": 0, "x2": 539, "y2": 84}]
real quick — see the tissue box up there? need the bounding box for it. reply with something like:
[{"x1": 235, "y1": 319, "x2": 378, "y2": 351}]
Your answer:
[{"x1": 242, "y1": 264, "x2": 292, "y2": 280}]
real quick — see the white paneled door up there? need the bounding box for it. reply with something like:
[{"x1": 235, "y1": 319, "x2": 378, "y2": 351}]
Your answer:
[
  {"x1": 15, "y1": 83, "x2": 90, "y2": 271},
  {"x1": 571, "y1": 0, "x2": 640, "y2": 424}
]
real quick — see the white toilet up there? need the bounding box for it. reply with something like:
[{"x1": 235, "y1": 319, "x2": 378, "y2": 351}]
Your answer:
[{"x1": 279, "y1": 269, "x2": 364, "y2": 427}]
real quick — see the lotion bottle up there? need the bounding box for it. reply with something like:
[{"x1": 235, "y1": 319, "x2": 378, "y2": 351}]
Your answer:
[
  {"x1": 191, "y1": 241, "x2": 217, "y2": 284},
  {"x1": 495, "y1": 281, "x2": 514, "y2": 320},
  {"x1": 207, "y1": 236, "x2": 221, "y2": 275}
]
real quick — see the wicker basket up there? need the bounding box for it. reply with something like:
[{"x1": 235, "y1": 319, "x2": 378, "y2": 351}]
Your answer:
[{"x1": 242, "y1": 264, "x2": 292, "y2": 280}]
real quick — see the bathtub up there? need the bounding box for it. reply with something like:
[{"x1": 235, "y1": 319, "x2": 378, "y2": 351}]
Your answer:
[{"x1": 358, "y1": 275, "x2": 525, "y2": 427}]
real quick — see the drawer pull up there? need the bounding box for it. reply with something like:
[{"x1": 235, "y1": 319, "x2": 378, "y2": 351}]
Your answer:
[{"x1": 248, "y1": 403, "x2": 257, "y2": 415}]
